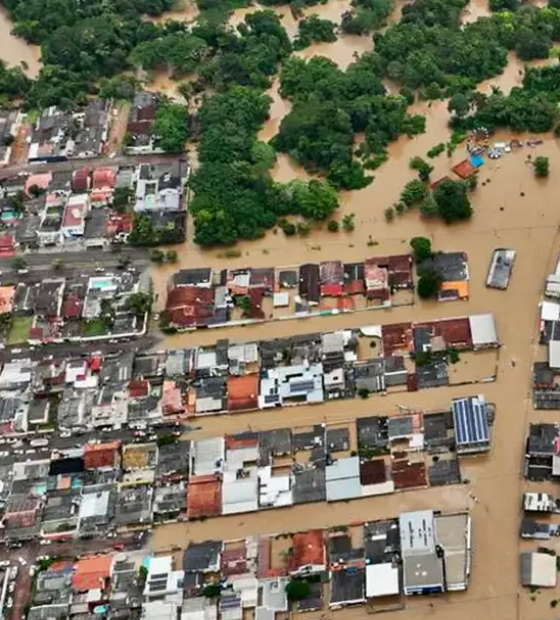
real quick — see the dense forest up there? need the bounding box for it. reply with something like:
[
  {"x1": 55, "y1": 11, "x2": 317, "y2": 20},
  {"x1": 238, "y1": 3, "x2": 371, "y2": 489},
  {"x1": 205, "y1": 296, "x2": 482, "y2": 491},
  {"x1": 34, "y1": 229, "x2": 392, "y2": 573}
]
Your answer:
[{"x1": 3, "y1": 0, "x2": 560, "y2": 244}]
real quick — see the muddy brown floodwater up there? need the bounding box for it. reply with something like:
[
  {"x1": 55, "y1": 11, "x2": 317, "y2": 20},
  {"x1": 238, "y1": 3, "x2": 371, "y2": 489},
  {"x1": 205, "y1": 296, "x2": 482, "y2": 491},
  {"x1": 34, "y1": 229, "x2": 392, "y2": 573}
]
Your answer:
[
  {"x1": 2, "y1": 0, "x2": 559, "y2": 617},
  {"x1": 0, "y1": 7, "x2": 41, "y2": 77},
  {"x1": 150, "y1": 14, "x2": 560, "y2": 620}
]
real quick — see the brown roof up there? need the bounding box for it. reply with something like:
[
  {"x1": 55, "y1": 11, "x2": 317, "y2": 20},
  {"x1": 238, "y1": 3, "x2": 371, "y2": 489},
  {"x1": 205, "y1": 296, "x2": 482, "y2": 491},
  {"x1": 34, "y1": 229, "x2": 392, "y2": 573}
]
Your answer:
[
  {"x1": 359, "y1": 459, "x2": 387, "y2": 485},
  {"x1": 186, "y1": 475, "x2": 222, "y2": 519},
  {"x1": 382, "y1": 322, "x2": 412, "y2": 355},
  {"x1": 227, "y1": 375, "x2": 259, "y2": 412},
  {"x1": 392, "y1": 460, "x2": 427, "y2": 489}
]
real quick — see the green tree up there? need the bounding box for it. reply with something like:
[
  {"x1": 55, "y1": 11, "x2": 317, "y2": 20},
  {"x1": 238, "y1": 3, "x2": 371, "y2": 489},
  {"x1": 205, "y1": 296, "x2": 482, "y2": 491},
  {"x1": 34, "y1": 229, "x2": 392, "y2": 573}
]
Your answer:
[
  {"x1": 419, "y1": 193, "x2": 439, "y2": 217},
  {"x1": 10, "y1": 256, "x2": 27, "y2": 271},
  {"x1": 400, "y1": 179, "x2": 428, "y2": 207},
  {"x1": 448, "y1": 92, "x2": 471, "y2": 118},
  {"x1": 417, "y1": 266, "x2": 443, "y2": 299},
  {"x1": 342, "y1": 213, "x2": 356, "y2": 232},
  {"x1": 112, "y1": 186, "x2": 134, "y2": 212},
  {"x1": 432, "y1": 178, "x2": 472, "y2": 223},
  {"x1": 125, "y1": 292, "x2": 153, "y2": 316},
  {"x1": 166, "y1": 249, "x2": 178, "y2": 263},
  {"x1": 154, "y1": 102, "x2": 189, "y2": 153},
  {"x1": 150, "y1": 249, "x2": 165, "y2": 262},
  {"x1": 285, "y1": 579, "x2": 311, "y2": 601},
  {"x1": 327, "y1": 219, "x2": 340, "y2": 232},
  {"x1": 409, "y1": 156, "x2": 433, "y2": 182},
  {"x1": 410, "y1": 236, "x2": 433, "y2": 262},
  {"x1": 534, "y1": 156, "x2": 550, "y2": 178},
  {"x1": 384, "y1": 206, "x2": 395, "y2": 222},
  {"x1": 294, "y1": 16, "x2": 337, "y2": 50}
]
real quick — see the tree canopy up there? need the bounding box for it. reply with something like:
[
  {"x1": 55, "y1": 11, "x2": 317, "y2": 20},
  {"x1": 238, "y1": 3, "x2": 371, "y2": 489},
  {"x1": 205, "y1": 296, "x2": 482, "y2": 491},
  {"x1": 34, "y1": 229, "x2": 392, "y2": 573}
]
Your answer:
[
  {"x1": 294, "y1": 16, "x2": 337, "y2": 49},
  {"x1": 153, "y1": 102, "x2": 189, "y2": 152},
  {"x1": 432, "y1": 179, "x2": 473, "y2": 223},
  {"x1": 274, "y1": 55, "x2": 425, "y2": 189}
]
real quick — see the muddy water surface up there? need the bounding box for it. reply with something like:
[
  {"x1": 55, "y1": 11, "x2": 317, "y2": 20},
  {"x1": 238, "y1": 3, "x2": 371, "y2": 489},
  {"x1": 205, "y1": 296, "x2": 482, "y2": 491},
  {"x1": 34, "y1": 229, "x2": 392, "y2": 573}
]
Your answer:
[
  {"x1": 125, "y1": 5, "x2": 560, "y2": 617},
  {"x1": 150, "y1": 59, "x2": 560, "y2": 620},
  {"x1": 0, "y1": 7, "x2": 41, "y2": 77}
]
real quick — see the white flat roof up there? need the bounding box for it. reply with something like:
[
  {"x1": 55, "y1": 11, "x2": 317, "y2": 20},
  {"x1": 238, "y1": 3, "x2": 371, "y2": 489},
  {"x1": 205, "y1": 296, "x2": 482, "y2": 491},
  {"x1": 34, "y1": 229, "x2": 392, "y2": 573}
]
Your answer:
[
  {"x1": 366, "y1": 563, "x2": 400, "y2": 597},
  {"x1": 469, "y1": 313, "x2": 498, "y2": 346},
  {"x1": 550, "y1": 340, "x2": 560, "y2": 369}
]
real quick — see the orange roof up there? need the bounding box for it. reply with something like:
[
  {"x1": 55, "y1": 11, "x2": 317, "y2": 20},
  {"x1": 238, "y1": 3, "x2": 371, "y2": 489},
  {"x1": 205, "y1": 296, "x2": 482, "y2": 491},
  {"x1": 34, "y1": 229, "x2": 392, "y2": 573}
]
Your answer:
[
  {"x1": 452, "y1": 159, "x2": 476, "y2": 180},
  {"x1": 227, "y1": 375, "x2": 258, "y2": 412},
  {"x1": 289, "y1": 530, "x2": 325, "y2": 570},
  {"x1": 440, "y1": 280, "x2": 469, "y2": 300},
  {"x1": 186, "y1": 475, "x2": 222, "y2": 519},
  {"x1": 72, "y1": 554, "x2": 112, "y2": 591}
]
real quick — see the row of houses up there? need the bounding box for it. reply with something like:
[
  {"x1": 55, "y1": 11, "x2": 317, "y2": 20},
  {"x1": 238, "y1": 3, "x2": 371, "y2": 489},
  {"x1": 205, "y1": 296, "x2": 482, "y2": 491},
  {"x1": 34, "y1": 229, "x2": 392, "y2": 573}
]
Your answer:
[
  {"x1": 0, "y1": 93, "x2": 180, "y2": 167},
  {"x1": 0, "y1": 268, "x2": 150, "y2": 348},
  {"x1": 0, "y1": 158, "x2": 187, "y2": 254},
  {"x1": 23, "y1": 509, "x2": 471, "y2": 620},
  {"x1": 0, "y1": 395, "x2": 490, "y2": 544}
]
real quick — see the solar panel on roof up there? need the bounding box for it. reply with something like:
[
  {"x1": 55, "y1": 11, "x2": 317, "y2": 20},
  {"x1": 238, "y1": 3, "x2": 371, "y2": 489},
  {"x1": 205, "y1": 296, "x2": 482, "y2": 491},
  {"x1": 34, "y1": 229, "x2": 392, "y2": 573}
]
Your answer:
[
  {"x1": 452, "y1": 397, "x2": 489, "y2": 445},
  {"x1": 150, "y1": 573, "x2": 168, "y2": 580},
  {"x1": 149, "y1": 582, "x2": 168, "y2": 592},
  {"x1": 290, "y1": 380, "x2": 314, "y2": 393}
]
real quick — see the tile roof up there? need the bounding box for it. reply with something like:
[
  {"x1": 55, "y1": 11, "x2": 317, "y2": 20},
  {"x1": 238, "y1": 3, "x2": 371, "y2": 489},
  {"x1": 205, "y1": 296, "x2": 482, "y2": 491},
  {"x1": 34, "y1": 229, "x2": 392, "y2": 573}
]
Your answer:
[{"x1": 72, "y1": 554, "x2": 113, "y2": 591}]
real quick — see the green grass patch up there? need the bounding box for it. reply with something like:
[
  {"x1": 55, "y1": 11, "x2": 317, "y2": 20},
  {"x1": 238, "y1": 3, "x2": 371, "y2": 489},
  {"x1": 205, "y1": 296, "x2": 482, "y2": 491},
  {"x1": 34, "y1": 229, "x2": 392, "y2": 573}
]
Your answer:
[
  {"x1": 81, "y1": 318, "x2": 108, "y2": 338},
  {"x1": 7, "y1": 316, "x2": 32, "y2": 345}
]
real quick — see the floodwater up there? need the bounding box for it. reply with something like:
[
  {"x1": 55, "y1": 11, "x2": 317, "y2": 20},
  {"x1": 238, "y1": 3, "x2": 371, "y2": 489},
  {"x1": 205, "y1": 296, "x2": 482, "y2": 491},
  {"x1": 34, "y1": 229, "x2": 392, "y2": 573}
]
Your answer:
[
  {"x1": 152, "y1": 133, "x2": 560, "y2": 620},
  {"x1": 149, "y1": 3, "x2": 560, "y2": 614},
  {"x1": 0, "y1": 7, "x2": 41, "y2": 77},
  {"x1": 144, "y1": 0, "x2": 200, "y2": 25}
]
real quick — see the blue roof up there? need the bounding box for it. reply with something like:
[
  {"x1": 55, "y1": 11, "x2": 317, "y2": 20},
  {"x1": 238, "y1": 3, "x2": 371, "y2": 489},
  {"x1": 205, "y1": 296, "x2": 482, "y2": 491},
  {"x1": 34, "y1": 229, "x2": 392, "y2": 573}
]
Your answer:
[
  {"x1": 452, "y1": 396, "x2": 489, "y2": 445},
  {"x1": 470, "y1": 154, "x2": 484, "y2": 168}
]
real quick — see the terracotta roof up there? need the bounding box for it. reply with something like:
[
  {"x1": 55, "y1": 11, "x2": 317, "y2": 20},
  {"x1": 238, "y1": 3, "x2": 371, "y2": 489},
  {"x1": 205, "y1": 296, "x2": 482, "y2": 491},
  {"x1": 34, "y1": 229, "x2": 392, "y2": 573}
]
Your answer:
[
  {"x1": 72, "y1": 555, "x2": 113, "y2": 591},
  {"x1": 382, "y1": 322, "x2": 413, "y2": 355},
  {"x1": 227, "y1": 375, "x2": 259, "y2": 412},
  {"x1": 186, "y1": 475, "x2": 222, "y2": 519},
  {"x1": 92, "y1": 168, "x2": 117, "y2": 189},
  {"x1": 392, "y1": 459, "x2": 427, "y2": 489},
  {"x1": 320, "y1": 283, "x2": 344, "y2": 297},
  {"x1": 452, "y1": 159, "x2": 476, "y2": 179},
  {"x1": 289, "y1": 530, "x2": 325, "y2": 570}
]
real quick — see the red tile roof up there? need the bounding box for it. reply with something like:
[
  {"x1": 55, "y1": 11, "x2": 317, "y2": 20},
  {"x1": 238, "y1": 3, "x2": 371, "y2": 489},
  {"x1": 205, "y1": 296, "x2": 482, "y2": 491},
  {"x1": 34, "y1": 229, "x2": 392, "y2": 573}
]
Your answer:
[
  {"x1": 452, "y1": 159, "x2": 476, "y2": 180},
  {"x1": 289, "y1": 530, "x2": 325, "y2": 571},
  {"x1": 320, "y1": 283, "x2": 344, "y2": 297},
  {"x1": 92, "y1": 168, "x2": 117, "y2": 189},
  {"x1": 72, "y1": 555, "x2": 112, "y2": 591},
  {"x1": 382, "y1": 322, "x2": 412, "y2": 355},
  {"x1": 83, "y1": 441, "x2": 120, "y2": 469}
]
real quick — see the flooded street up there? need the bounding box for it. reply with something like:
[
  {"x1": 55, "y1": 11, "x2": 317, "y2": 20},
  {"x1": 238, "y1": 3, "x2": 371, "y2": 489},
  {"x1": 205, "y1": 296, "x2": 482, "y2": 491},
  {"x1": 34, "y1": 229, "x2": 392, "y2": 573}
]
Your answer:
[{"x1": 0, "y1": 7, "x2": 41, "y2": 77}]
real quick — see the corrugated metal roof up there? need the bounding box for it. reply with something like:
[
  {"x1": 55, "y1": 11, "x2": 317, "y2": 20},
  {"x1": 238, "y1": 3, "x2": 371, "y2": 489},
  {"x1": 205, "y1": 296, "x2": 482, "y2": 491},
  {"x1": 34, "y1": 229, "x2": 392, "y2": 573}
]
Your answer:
[{"x1": 452, "y1": 396, "x2": 489, "y2": 446}]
